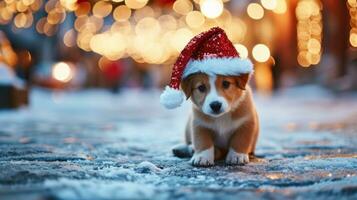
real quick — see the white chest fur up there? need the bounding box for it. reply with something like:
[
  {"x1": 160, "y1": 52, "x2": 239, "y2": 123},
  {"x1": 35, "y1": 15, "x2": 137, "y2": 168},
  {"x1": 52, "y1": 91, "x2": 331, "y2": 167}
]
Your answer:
[{"x1": 195, "y1": 114, "x2": 250, "y2": 148}]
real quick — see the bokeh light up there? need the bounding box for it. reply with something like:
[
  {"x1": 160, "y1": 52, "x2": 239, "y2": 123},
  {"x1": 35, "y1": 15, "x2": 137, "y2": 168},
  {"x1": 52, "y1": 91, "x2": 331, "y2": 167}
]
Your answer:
[
  {"x1": 234, "y1": 44, "x2": 248, "y2": 59},
  {"x1": 350, "y1": 33, "x2": 357, "y2": 47},
  {"x1": 125, "y1": 0, "x2": 148, "y2": 10},
  {"x1": 252, "y1": 44, "x2": 270, "y2": 62},
  {"x1": 185, "y1": 11, "x2": 205, "y2": 28},
  {"x1": 63, "y1": 29, "x2": 76, "y2": 47},
  {"x1": 247, "y1": 3, "x2": 264, "y2": 20},
  {"x1": 52, "y1": 62, "x2": 73, "y2": 82},
  {"x1": 173, "y1": 0, "x2": 193, "y2": 15},
  {"x1": 296, "y1": 0, "x2": 322, "y2": 67},
  {"x1": 261, "y1": 0, "x2": 277, "y2": 10},
  {"x1": 200, "y1": 0, "x2": 224, "y2": 19},
  {"x1": 273, "y1": 0, "x2": 287, "y2": 14},
  {"x1": 93, "y1": 1, "x2": 112, "y2": 18},
  {"x1": 113, "y1": 5, "x2": 131, "y2": 22}
]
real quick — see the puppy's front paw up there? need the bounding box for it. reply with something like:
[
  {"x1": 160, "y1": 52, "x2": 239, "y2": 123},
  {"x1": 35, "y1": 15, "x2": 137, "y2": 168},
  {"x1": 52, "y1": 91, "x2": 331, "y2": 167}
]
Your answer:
[
  {"x1": 190, "y1": 147, "x2": 214, "y2": 167},
  {"x1": 225, "y1": 148, "x2": 249, "y2": 165}
]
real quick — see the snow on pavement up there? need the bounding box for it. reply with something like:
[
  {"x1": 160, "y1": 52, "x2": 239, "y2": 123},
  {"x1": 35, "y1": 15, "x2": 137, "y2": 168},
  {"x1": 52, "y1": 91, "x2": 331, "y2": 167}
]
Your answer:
[{"x1": 0, "y1": 86, "x2": 357, "y2": 199}]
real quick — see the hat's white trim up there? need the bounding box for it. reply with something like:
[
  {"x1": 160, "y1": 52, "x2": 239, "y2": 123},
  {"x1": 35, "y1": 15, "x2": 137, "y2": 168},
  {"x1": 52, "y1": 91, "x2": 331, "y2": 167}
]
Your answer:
[
  {"x1": 182, "y1": 57, "x2": 254, "y2": 78},
  {"x1": 160, "y1": 86, "x2": 184, "y2": 109}
]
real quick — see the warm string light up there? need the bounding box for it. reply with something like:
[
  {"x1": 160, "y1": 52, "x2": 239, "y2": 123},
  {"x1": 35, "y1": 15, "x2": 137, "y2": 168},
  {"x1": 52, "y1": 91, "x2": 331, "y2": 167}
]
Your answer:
[
  {"x1": 1, "y1": 0, "x2": 247, "y2": 65},
  {"x1": 348, "y1": 0, "x2": 357, "y2": 47},
  {"x1": 73, "y1": 0, "x2": 245, "y2": 64},
  {"x1": 296, "y1": 0, "x2": 323, "y2": 67}
]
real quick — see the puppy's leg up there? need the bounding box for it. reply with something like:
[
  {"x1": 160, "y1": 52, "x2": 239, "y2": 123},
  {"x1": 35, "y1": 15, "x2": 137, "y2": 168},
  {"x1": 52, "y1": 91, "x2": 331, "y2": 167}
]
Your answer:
[
  {"x1": 249, "y1": 112, "x2": 259, "y2": 156},
  {"x1": 185, "y1": 115, "x2": 192, "y2": 145},
  {"x1": 172, "y1": 116, "x2": 193, "y2": 158},
  {"x1": 226, "y1": 119, "x2": 258, "y2": 165},
  {"x1": 190, "y1": 126, "x2": 214, "y2": 167}
]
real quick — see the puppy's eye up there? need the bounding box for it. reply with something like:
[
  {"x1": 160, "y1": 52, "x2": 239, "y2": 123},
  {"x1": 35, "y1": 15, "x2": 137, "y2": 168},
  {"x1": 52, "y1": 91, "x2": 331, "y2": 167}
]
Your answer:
[
  {"x1": 197, "y1": 85, "x2": 206, "y2": 93},
  {"x1": 222, "y1": 80, "x2": 230, "y2": 89}
]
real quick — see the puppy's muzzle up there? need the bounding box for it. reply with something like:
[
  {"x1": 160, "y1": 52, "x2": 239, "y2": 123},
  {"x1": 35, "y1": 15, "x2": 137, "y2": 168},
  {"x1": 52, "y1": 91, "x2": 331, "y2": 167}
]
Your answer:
[{"x1": 209, "y1": 101, "x2": 222, "y2": 114}]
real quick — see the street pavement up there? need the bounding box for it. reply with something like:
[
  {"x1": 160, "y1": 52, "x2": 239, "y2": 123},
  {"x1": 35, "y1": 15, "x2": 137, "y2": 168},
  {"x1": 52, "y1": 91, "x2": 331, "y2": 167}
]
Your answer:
[{"x1": 0, "y1": 86, "x2": 357, "y2": 200}]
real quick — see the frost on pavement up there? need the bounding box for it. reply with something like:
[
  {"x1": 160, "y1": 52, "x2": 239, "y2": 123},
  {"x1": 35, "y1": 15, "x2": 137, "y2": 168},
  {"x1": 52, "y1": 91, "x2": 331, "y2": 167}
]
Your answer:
[{"x1": 0, "y1": 86, "x2": 357, "y2": 199}]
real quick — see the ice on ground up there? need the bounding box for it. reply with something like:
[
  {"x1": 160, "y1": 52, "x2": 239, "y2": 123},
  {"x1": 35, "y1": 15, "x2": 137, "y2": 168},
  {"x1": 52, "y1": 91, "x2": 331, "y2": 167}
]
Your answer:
[
  {"x1": 44, "y1": 178, "x2": 156, "y2": 200},
  {"x1": 135, "y1": 161, "x2": 163, "y2": 173},
  {"x1": 0, "y1": 86, "x2": 357, "y2": 199}
]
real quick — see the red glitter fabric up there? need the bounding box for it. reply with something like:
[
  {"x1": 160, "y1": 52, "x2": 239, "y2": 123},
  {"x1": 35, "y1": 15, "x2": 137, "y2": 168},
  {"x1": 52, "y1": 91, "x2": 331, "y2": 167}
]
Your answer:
[{"x1": 169, "y1": 27, "x2": 239, "y2": 89}]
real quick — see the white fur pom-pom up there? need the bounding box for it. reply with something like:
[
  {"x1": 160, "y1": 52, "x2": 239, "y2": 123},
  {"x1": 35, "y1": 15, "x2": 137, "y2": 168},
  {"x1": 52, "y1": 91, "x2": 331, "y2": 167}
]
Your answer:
[{"x1": 160, "y1": 86, "x2": 184, "y2": 109}]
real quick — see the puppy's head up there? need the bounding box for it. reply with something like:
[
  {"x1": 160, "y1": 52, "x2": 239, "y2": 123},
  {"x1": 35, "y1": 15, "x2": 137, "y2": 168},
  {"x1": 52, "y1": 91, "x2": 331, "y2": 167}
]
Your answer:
[{"x1": 181, "y1": 73, "x2": 249, "y2": 117}]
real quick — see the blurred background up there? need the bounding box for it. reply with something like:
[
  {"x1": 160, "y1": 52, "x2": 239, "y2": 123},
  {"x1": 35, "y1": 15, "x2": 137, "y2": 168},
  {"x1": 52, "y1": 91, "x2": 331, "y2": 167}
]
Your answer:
[{"x1": 0, "y1": 0, "x2": 356, "y2": 109}]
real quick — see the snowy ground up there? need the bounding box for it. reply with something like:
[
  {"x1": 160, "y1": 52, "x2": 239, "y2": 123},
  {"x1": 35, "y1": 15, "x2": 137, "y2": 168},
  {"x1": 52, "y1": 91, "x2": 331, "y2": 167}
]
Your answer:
[{"x1": 0, "y1": 86, "x2": 357, "y2": 200}]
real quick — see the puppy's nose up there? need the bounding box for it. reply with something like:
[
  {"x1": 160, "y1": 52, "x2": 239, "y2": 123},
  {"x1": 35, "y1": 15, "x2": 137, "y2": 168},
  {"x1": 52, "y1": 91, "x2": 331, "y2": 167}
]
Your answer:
[{"x1": 210, "y1": 101, "x2": 222, "y2": 113}]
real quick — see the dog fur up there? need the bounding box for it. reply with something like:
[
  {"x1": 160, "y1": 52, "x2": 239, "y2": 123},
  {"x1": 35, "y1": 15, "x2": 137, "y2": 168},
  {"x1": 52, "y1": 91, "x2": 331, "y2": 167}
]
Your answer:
[{"x1": 173, "y1": 73, "x2": 259, "y2": 167}]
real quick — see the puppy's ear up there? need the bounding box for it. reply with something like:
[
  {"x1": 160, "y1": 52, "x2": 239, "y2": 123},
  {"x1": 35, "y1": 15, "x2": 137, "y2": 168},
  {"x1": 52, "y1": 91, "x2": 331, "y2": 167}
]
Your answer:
[
  {"x1": 235, "y1": 74, "x2": 250, "y2": 90},
  {"x1": 181, "y1": 77, "x2": 193, "y2": 99}
]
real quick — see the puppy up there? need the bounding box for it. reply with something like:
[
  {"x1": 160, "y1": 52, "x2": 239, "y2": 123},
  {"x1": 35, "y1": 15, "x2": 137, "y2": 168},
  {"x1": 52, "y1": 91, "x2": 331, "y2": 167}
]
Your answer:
[{"x1": 173, "y1": 72, "x2": 259, "y2": 167}]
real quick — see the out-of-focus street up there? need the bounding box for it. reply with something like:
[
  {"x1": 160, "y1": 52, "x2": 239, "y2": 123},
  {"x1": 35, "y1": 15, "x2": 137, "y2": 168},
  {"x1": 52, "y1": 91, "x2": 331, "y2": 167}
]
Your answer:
[{"x1": 0, "y1": 86, "x2": 357, "y2": 200}]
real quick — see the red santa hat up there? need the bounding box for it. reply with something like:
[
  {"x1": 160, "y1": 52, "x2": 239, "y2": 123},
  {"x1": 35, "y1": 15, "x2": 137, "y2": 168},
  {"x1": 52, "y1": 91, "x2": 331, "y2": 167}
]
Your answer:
[{"x1": 160, "y1": 27, "x2": 253, "y2": 109}]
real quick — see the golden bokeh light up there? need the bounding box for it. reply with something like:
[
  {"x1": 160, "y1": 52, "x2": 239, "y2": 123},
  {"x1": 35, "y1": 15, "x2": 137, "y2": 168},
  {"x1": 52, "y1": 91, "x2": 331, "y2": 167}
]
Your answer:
[
  {"x1": 125, "y1": 0, "x2": 148, "y2": 10},
  {"x1": 273, "y1": 0, "x2": 287, "y2": 14},
  {"x1": 30, "y1": 0, "x2": 43, "y2": 11},
  {"x1": 247, "y1": 3, "x2": 264, "y2": 20},
  {"x1": 77, "y1": 32, "x2": 93, "y2": 51},
  {"x1": 172, "y1": 28, "x2": 193, "y2": 52},
  {"x1": 296, "y1": 0, "x2": 322, "y2": 67},
  {"x1": 52, "y1": 62, "x2": 73, "y2": 82},
  {"x1": 59, "y1": 0, "x2": 77, "y2": 11},
  {"x1": 43, "y1": 22, "x2": 57, "y2": 36},
  {"x1": 90, "y1": 32, "x2": 127, "y2": 61},
  {"x1": 173, "y1": 0, "x2": 193, "y2": 15},
  {"x1": 75, "y1": 2, "x2": 91, "y2": 17},
  {"x1": 113, "y1": 5, "x2": 131, "y2": 22},
  {"x1": 111, "y1": 21, "x2": 132, "y2": 35},
  {"x1": 296, "y1": 0, "x2": 320, "y2": 20},
  {"x1": 234, "y1": 44, "x2": 248, "y2": 59},
  {"x1": 185, "y1": 11, "x2": 205, "y2": 28},
  {"x1": 200, "y1": 0, "x2": 224, "y2": 19},
  {"x1": 350, "y1": 33, "x2": 357, "y2": 47},
  {"x1": 348, "y1": 0, "x2": 357, "y2": 7},
  {"x1": 252, "y1": 44, "x2": 270, "y2": 62},
  {"x1": 261, "y1": 0, "x2": 277, "y2": 10},
  {"x1": 225, "y1": 18, "x2": 246, "y2": 43},
  {"x1": 14, "y1": 13, "x2": 27, "y2": 28},
  {"x1": 215, "y1": 9, "x2": 232, "y2": 27},
  {"x1": 134, "y1": 6, "x2": 154, "y2": 22},
  {"x1": 23, "y1": 0, "x2": 35, "y2": 6},
  {"x1": 297, "y1": 51, "x2": 311, "y2": 67},
  {"x1": 63, "y1": 29, "x2": 76, "y2": 47},
  {"x1": 307, "y1": 38, "x2": 321, "y2": 54},
  {"x1": 135, "y1": 17, "x2": 161, "y2": 38},
  {"x1": 158, "y1": 15, "x2": 177, "y2": 31},
  {"x1": 16, "y1": 1, "x2": 28, "y2": 12},
  {"x1": 35, "y1": 17, "x2": 46, "y2": 33},
  {"x1": 93, "y1": 1, "x2": 112, "y2": 18},
  {"x1": 47, "y1": 9, "x2": 66, "y2": 25}
]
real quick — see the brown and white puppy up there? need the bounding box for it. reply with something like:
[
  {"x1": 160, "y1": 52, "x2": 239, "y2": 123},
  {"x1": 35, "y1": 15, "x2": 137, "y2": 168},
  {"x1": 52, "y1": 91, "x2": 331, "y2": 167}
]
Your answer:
[{"x1": 176, "y1": 72, "x2": 259, "y2": 167}]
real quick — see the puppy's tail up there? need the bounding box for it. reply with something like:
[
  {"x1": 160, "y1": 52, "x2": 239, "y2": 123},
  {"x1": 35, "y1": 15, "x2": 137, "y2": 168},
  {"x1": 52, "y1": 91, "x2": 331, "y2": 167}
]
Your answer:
[{"x1": 172, "y1": 144, "x2": 194, "y2": 158}]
